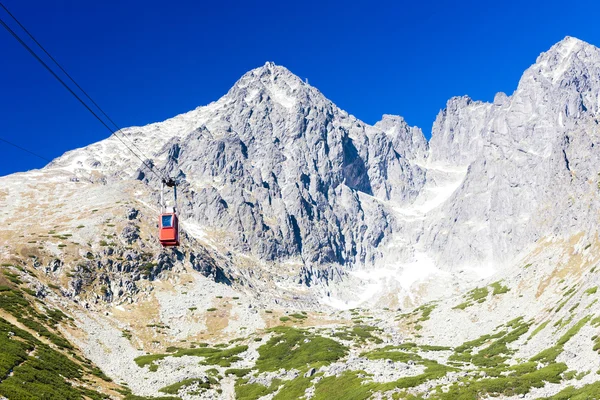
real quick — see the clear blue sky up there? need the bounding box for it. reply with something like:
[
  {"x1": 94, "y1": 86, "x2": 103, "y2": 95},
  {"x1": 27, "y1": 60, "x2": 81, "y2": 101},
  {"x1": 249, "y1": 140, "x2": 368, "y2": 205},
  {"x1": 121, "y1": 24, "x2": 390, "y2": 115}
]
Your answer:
[{"x1": 1, "y1": 0, "x2": 599, "y2": 176}]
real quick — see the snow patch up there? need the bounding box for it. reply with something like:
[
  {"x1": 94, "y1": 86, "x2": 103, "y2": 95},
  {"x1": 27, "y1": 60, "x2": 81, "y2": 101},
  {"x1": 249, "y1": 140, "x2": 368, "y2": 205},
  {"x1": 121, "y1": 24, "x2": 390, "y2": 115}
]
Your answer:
[
  {"x1": 391, "y1": 163, "x2": 468, "y2": 219},
  {"x1": 543, "y1": 37, "x2": 581, "y2": 82},
  {"x1": 320, "y1": 252, "x2": 449, "y2": 310},
  {"x1": 267, "y1": 86, "x2": 296, "y2": 108},
  {"x1": 245, "y1": 88, "x2": 260, "y2": 104}
]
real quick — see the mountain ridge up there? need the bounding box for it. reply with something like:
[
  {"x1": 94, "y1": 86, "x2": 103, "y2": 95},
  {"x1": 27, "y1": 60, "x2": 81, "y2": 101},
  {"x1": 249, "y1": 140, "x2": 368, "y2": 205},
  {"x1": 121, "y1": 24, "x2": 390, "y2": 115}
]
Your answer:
[
  {"x1": 2, "y1": 35, "x2": 600, "y2": 399},
  {"x1": 21, "y1": 36, "x2": 600, "y2": 307}
]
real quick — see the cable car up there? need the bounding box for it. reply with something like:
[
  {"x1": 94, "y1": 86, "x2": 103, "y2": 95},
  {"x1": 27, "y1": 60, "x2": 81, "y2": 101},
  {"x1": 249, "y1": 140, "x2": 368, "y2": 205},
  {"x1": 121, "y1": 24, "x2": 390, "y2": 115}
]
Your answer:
[
  {"x1": 159, "y1": 211, "x2": 179, "y2": 247},
  {"x1": 159, "y1": 178, "x2": 180, "y2": 247}
]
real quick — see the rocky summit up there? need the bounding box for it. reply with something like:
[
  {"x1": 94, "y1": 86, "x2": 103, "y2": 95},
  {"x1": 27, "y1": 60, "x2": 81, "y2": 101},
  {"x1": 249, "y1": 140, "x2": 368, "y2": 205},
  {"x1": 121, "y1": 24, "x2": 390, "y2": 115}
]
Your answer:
[{"x1": 2, "y1": 36, "x2": 600, "y2": 399}]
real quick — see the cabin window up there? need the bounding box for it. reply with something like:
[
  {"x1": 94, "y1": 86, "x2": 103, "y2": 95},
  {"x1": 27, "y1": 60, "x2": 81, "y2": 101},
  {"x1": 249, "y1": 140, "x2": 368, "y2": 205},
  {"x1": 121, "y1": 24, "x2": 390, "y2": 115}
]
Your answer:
[{"x1": 161, "y1": 215, "x2": 173, "y2": 228}]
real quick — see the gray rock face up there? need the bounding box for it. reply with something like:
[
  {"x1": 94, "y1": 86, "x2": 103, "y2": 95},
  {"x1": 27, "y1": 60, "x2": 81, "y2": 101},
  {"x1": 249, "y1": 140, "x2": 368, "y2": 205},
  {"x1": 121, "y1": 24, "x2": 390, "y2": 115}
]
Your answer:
[
  {"x1": 421, "y1": 36, "x2": 600, "y2": 272},
  {"x1": 373, "y1": 114, "x2": 429, "y2": 162},
  {"x1": 140, "y1": 62, "x2": 426, "y2": 273},
  {"x1": 45, "y1": 36, "x2": 600, "y2": 303},
  {"x1": 121, "y1": 223, "x2": 140, "y2": 244}
]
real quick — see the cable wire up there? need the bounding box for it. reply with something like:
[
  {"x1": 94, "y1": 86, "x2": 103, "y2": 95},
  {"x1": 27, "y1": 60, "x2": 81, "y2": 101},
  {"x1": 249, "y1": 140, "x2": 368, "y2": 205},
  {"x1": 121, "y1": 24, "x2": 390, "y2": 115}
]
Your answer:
[
  {"x1": 0, "y1": 11, "x2": 165, "y2": 182},
  {"x1": 0, "y1": 0, "x2": 156, "y2": 165},
  {"x1": 0, "y1": 137, "x2": 51, "y2": 162}
]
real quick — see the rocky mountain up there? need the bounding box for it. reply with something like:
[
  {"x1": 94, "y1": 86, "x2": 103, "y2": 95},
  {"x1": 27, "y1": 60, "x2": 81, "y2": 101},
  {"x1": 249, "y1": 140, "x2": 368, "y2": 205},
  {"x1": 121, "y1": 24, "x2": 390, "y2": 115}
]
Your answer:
[{"x1": 1, "y1": 36, "x2": 600, "y2": 399}]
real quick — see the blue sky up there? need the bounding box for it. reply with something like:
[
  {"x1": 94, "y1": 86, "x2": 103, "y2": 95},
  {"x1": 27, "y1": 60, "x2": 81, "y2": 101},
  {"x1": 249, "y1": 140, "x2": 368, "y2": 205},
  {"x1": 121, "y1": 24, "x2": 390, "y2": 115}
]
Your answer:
[{"x1": 1, "y1": 0, "x2": 599, "y2": 176}]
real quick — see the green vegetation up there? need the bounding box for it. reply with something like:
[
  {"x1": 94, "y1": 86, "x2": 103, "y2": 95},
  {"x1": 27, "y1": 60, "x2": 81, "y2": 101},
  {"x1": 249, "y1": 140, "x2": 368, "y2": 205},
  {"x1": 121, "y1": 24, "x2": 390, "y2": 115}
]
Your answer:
[
  {"x1": 586, "y1": 299, "x2": 598, "y2": 309},
  {"x1": 592, "y1": 334, "x2": 600, "y2": 353},
  {"x1": 449, "y1": 318, "x2": 531, "y2": 370},
  {"x1": 382, "y1": 361, "x2": 454, "y2": 390},
  {"x1": 568, "y1": 302, "x2": 580, "y2": 313},
  {"x1": 206, "y1": 307, "x2": 217, "y2": 312},
  {"x1": 146, "y1": 323, "x2": 170, "y2": 329},
  {"x1": 312, "y1": 371, "x2": 375, "y2": 400},
  {"x1": 0, "y1": 280, "x2": 109, "y2": 400},
  {"x1": 2, "y1": 270, "x2": 22, "y2": 285},
  {"x1": 361, "y1": 346, "x2": 456, "y2": 391},
  {"x1": 272, "y1": 375, "x2": 314, "y2": 400},
  {"x1": 432, "y1": 362, "x2": 567, "y2": 399},
  {"x1": 557, "y1": 315, "x2": 591, "y2": 346},
  {"x1": 159, "y1": 377, "x2": 216, "y2": 395},
  {"x1": 419, "y1": 344, "x2": 452, "y2": 351},
  {"x1": 540, "y1": 381, "x2": 600, "y2": 399},
  {"x1": 235, "y1": 379, "x2": 281, "y2": 400},
  {"x1": 453, "y1": 301, "x2": 470, "y2": 310},
  {"x1": 201, "y1": 345, "x2": 248, "y2": 366},
  {"x1": 279, "y1": 316, "x2": 290, "y2": 322},
  {"x1": 332, "y1": 325, "x2": 383, "y2": 344},
  {"x1": 363, "y1": 347, "x2": 421, "y2": 363},
  {"x1": 0, "y1": 281, "x2": 75, "y2": 350},
  {"x1": 134, "y1": 354, "x2": 165, "y2": 368},
  {"x1": 531, "y1": 315, "x2": 591, "y2": 363},
  {"x1": 585, "y1": 286, "x2": 598, "y2": 295},
  {"x1": 415, "y1": 303, "x2": 436, "y2": 322},
  {"x1": 134, "y1": 344, "x2": 248, "y2": 370},
  {"x1": 555, "y1": 286, "x2": 579, "y2": 313},
  {"x1": 562, "y1": 370, "x2": 577, "y2": 380},
  {"x1": 454, "y1": 283, "x2": 508, "y2": 309},
  {"x1": 490, "y1": 281, "x2": 510, "y2": 295},
  {"x1": 255, "y1": 327, "x2": 347, "y2": 372},
  {"x1": 225, "y1": 368, "x2": 251, "y2": 377},
  {"x1": 469, "y1": 287, "x2": 489, "y2": 302},
  {"x1": 528, "y1": 320, "x2": 550, "y2": 340},
  {"x1": 394, "y1": 342, "x2": 418, "y2": 351},
  {"x1": 563, "y1": 285, "x2": 577, "y2": 296},
  {"x1": 307, "y1": 351, "x2": 454, "y2": 399}
]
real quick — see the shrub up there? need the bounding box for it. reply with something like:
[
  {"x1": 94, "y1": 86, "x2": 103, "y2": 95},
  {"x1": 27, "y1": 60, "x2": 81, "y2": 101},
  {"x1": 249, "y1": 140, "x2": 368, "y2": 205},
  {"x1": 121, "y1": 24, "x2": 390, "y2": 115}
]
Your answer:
[
  {"x1": 585, "y1": 286, "x2": 598, "y2": 295},
  {"x1": 490, "y1": 281, "x2": 510, "y2": 295},
  {"x1": 255, "y1": 327, "x2": 347, "y2": 372}
]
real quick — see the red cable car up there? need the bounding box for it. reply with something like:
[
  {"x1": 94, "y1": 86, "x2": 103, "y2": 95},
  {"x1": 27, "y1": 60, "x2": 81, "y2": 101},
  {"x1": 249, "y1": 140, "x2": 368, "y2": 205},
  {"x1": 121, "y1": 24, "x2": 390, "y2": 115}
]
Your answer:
[
  {"x1": 159, "y1": 212, "x2": 179, "y2": 247},
  {"x1": 159, "y1": 178, "x2": 180, "y2": 247}
]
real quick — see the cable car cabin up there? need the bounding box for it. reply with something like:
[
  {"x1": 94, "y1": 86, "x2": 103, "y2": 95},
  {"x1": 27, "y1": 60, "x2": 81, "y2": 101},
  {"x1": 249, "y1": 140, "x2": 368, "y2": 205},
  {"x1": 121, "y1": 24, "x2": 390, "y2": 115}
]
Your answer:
[{"x1": 159, "y1": 213, "x2": 179, "y2": 247}]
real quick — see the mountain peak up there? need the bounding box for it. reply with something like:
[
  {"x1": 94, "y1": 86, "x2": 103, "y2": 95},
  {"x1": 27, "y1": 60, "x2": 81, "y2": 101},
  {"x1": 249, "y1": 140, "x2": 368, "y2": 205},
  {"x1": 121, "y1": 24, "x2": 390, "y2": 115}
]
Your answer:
[
  {"x1": 253, "y1": 61, "x2": 292, "y2": 76},
  {"x1": 374, "y1": 114, "x2": 428, "y2": 161},
  {"x1": 532, "y1": 36, "x2": 600, "y2": 83},
  {"x1": 236, "y1": 62, "x2": 304, "y2": 88},
  {"x1": 541, "y1": 36, "x2": 587, "y2": 60},
  {"x1": 224, "y1": 62, "x2": 312, "y2": 109}
]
